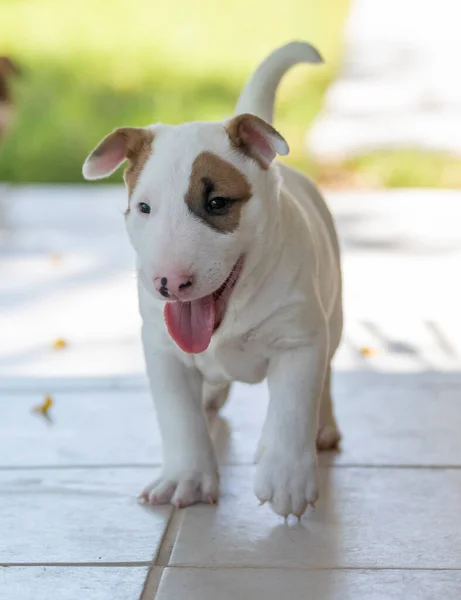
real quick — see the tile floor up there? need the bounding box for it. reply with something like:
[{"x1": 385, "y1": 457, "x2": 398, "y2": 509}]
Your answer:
[{"x1": 1, "y1": 186, "x2": 461, "y2": 599}]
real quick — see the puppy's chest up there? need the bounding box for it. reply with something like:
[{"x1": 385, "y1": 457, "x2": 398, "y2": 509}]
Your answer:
[{"x1": 194, "y1": 336, "x2": 268, "y2": 385}]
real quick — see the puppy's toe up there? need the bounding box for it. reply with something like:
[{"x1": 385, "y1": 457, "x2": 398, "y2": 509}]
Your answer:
[
  {"x1": 172, "y1": 480, "x2": 202, "y2": 508},
  {"x1": 140, "y1": 479, "x2": 176, "y2": 505},
  {"x1": 254, "y1": 452, "x2": 318, "y2": 519},
  {"x1": 140, "y1": 471, "x2": 219, "y2": 509},
  {"x1": 172, "y1": 474, "x2": 219, "y2": 507}
]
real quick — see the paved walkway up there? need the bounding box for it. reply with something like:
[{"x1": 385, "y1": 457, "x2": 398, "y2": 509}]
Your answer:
[
  {"x1": 1, "y1": 185, "x2": 461, "y2": 599},
  {"x1": 307, "y1": 0, "x2": 461, "y2": 161}
]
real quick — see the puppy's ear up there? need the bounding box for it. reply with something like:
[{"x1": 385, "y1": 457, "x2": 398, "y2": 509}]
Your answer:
[
  {"x1": 0, "y1": 57, "x2": 21, "y2": 77},
  {"x1": 226, "y1": 113, "x2": 289, "y2": 169},
  {"x1": 82, "y1": 127, "x2": 153, "y2": 180}
]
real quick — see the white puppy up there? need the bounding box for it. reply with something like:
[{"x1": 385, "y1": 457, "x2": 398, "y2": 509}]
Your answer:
[{"x1": 83, "y1": 42, "x2": 342, "y2": 519}]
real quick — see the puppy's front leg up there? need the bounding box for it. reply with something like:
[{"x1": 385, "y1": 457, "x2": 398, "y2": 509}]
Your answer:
[
  {"x1": 254, "y1": 338, "x2": 327, "y2": 519},
  {"x1": 140, "y1": 341, "x2": 218, "y2": 508}
]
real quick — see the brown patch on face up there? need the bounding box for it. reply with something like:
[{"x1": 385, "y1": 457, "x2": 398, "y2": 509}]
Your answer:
[{"x1": 186, "y1": 151, "x2": 252, "y2": 233}]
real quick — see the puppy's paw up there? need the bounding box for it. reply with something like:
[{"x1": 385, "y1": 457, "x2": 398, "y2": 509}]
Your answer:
[
  {"x1": 254, "y1": 452, "x2": 318, "y2": 519},
  {"x1": 316, "y1": 423, "x2": 341, "y2": 451},
  {"x1": 139, "y1": 470, "x2": 219, "y2": 508}
]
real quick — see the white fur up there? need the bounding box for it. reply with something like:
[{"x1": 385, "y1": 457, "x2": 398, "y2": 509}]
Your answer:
[
  {"x1": 235, "y1": 41, "x2": 323, "y2": 124},
  {"x1": 83, "y1": 41, "x2": 342, "y2": 518}
]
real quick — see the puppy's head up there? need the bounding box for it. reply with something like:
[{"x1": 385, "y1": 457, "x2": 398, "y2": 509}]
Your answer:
[{"x1": 83, "y1": 115, "x2": 288, "y2": 353}]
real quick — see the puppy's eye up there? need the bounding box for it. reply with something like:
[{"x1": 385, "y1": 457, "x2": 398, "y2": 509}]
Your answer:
[
  {"x1": 206, "y1": 197, "x2": 231, "y2": 215},
  {"x1": 137, "y1": 202, "x2": 151, "y2": 215}
]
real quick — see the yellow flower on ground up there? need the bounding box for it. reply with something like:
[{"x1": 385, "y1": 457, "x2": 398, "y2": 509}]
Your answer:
[
  {"x1": 360, "y1": 346, "x2": 377, "y2": 357},
  {"x1": 52, "y1": 338, "x2": 68, "y2": 350},
  {"x1": 32, "y1": 395, "x2": 53, "y2": 416}
]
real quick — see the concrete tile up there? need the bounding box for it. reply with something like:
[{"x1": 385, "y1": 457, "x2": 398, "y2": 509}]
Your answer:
[
  {"x1": 156, "y1": 567, "x2": 461, "y2": 600},
  {"x1": 170, "y1": 466, "x2": 461, "y2": 568},
  {"x1": 0, "y1": 389, "x2": 161, "y2": 468},
  {"x1": 0, "y1": 185, "x2": 142, "y2": 382},
  {"x1": 0, "y1": 567, "x2": 150, "y2": 600},
  {"x1": 327, "y1": 386, "x2": 461, "y2": 466},
  {"x1": 0, "y1": 468, "x2": 171, "y2": 563}
]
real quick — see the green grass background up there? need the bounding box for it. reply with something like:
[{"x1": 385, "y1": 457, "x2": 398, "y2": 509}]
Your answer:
[
  {"x1": 0, "y1": 0, "x2": 349, "y2": 183},
  {"x1": 1, "y1": 0, "x2": 460, "y2": 187}
]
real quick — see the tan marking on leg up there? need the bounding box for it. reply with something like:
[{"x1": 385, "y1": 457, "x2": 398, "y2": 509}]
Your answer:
[
  {"x1": 317, "y1": 366, "x2": 341, "y2": 451},
  {"x1": 202, "y1": 381, "x2": 230, "y2": 412}
]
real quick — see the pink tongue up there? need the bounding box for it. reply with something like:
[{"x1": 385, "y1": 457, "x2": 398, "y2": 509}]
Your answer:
[{"x1": 164, "y1": 295, "x2": 216, "y2": 354}]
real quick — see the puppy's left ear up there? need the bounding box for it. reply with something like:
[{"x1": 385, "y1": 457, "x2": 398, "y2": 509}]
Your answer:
[
  {"x1": 226, "y1": 113, "x2": 289, "y2": 169},
  {"x1": 82, "y1": 127, "x2": 153, "y2": 180}
]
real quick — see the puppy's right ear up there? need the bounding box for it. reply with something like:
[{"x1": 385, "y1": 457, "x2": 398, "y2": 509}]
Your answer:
[{"x1": 82, "y1": 127, "x2": 152, "y2": 180}]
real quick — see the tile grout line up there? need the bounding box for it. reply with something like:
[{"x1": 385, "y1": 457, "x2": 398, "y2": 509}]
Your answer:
[
  {"x1": 1, "y1": 563, "x2": 461, "y2": 572},
  {"x1": 1, "y1": 463, "x2": 461, "y2": 472},
  {"x1": 0, "y1": 464, "x2": 163, "y2": 471},
  {"x1": 143, "y1": 565, "x2": 461, "y2": 573},
  {"x1": 138, "y1": 507, "x2": 184, "y2": 599},
  {"x1": 0, "y1": 562, "x2": 151, "y2": 567},
  {"x1": 139, "y1": 564, "x2": 163, "y2": 600},
  {"x1": 155, "y1": 508, "x2": 184, "y2": 567}
]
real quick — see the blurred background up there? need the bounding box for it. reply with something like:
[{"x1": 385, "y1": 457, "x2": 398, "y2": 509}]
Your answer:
[
  {"x1": 2, "y1": 0, "x2": 461, "y2": 189},
  {"x1": 2, "y1": 4, "x2": 461, "y2": 592},
  {"x1": 1, "y1": 1, "x2": 461, "y2": 375}
]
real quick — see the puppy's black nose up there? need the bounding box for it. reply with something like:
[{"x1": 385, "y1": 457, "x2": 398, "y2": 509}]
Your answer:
[{"x1": 154, "y1": 273, "x2": 194, "y2": 298}]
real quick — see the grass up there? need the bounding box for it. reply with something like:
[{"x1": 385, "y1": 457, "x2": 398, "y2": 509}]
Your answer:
[
  {"x1": 344, "y1": 151, "x2": 461, "y2": 189},
  {"x1": 315, "y1": 151, "x2": 461, "y2": 189},
  {"x1": 3, "y1": 0, "x2": 459, "y2": 188},
  {"x1": 0, "y1": 0, "x2": 349, "y2": 183}
]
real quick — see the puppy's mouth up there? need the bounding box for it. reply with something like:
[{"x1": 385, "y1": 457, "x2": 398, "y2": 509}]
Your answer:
[{"x1": 164, "y1": 256, "x2": 244, "y2": 354}]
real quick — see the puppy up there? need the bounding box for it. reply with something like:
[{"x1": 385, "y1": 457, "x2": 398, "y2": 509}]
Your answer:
[
  {"x1": 0, "y1": 57, "x2": 20, "y2": 140},
  {"x1": 83, "y1": 42, "x2": 342, "y2": 519}
]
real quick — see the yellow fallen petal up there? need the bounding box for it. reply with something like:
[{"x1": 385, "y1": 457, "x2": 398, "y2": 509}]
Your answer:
[
  {"x1": 360, "y1": 346, "x2": 377, "y2": 356},
  {"x1": 52, "y1": 338, "x2": 68, "y2": 350},
  {"x1": 32, "y1": 395, "x2": 53, "y2": 415}
]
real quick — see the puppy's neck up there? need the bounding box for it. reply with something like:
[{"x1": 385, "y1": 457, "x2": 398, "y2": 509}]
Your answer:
[{"x1": 234, "y1": 164, "x2": 287, "y2": 302}]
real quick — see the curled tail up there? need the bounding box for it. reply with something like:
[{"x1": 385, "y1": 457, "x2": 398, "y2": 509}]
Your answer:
[{"x1": 234, "y1": 41, "x2": 323, "y2": 126}]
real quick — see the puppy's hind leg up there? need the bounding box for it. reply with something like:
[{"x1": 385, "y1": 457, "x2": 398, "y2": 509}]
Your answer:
[
  {"x1": 316, "y1": 365, "x2": 341, "y2": 451},
  {"x1": 202, "y1": 381, "x2": 230, "y2": 412}
]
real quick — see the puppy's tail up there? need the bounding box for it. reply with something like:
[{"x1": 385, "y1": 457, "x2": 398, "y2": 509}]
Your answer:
[{"x1": 234, "y1": 41, "x2": 323, "y2": 126}]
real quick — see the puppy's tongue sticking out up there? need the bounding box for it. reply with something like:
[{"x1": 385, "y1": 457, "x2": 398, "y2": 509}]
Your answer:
[
  {"x1": 164, "y1": 296, "x2": 216, "y2": 354},
  {"x1": 164, "y1": 258, "x2": 243, "y2": 354}
]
